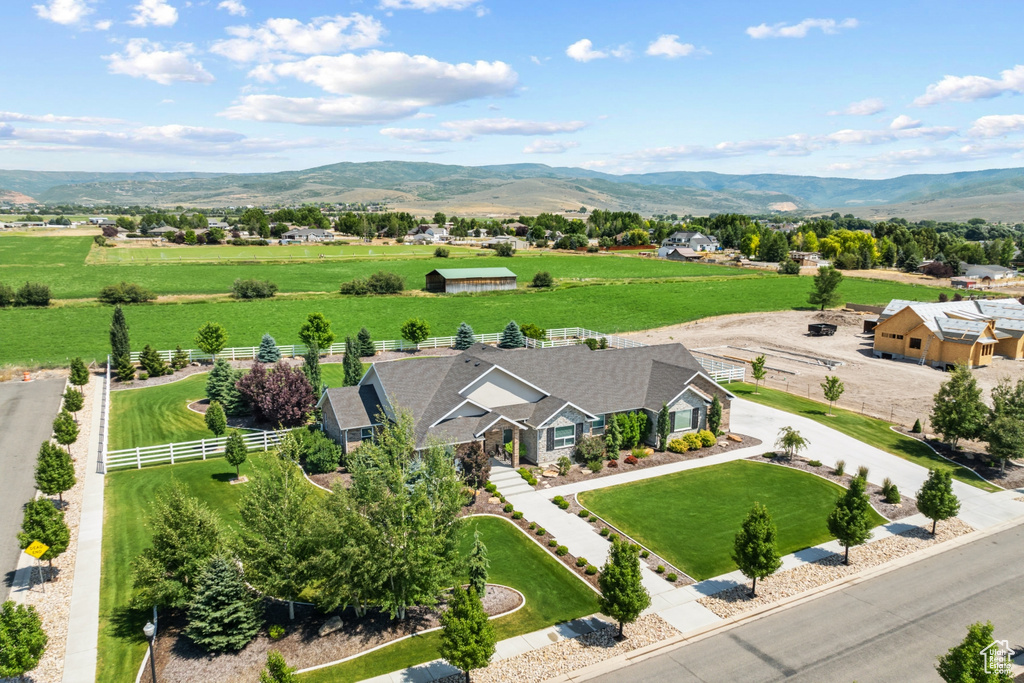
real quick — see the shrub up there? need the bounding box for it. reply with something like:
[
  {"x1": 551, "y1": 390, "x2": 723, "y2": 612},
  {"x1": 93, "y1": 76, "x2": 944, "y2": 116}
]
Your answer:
[
  {"x1": 583, "y1": 338, "x2": 600, "y2": 350},
  {"x1": 171, "y1": 345, "x2": 190, "y2": 370},
  {"x1": 493, "y1": 242, "x2": 515, "y2": 257},
  {"x1": 558, "y1": 500, "x2": 570, "y2": 509},
  {"x1": 588, "y1": 515, "x2": 597, "y2": 523},
  {"x1": 885, "y1": 484, "x2": 901, "y2": 504},
  {"x1": 548, "y1": 539, "x2": 558, "y2": 547},
  {"x1": 585, "y1": 459, "x2": 603, "y2": 474},
  {"x1": 528, "y1": 522, "x2": 536, "y2": 530},
  {"x1": 585, "y1": 564, "x2": 598, "y2": 575},
  {"x1": 667, "y1": 438, "x2": 688, "y2": 454},
  {"x1": 682, "y1": 432, "x2": 703, "y2": 450},
  {"x1": 304, "y1": 431, "x2": 343, "y2": 474},
  {"x1": 99, "y1": 281, "x2": 157, "y2": 304},
  {"x1": 599, "y1": 527, "x2": 610, "y2": 537},
  {"x1": 520, "y1": 323, "x2": 546, "y2": 340},
  {"x1": 94, "y1": 234, "x2": 107, "y2": 246},
  {"x1": 834, "y1": 459, "x2": 846, "y2": 476},
  {"x1": 15, "y1": 282, "x2": 50, "y2": 307},
  {"x1": 552, "y1": 495, "x2": 565, "y2": 504},
  {"x1": 576, "y1": 557, "x2": 587, "y2": 567},
  {"x1": 231, "y1": 279, "x2": 278, "y2": 299},
  {"x1": 857, "y1": 465, "x2": 870, "y2": 481},
  {"x1": 808, "y1": 459, "x2": 823, "y2": 467},
  {"x1": 762, "y1": 452, "x2": 776, "y2": 460},
  {"x1": 912, "y1": 419, "x2": 922, "y2": 433},
  {"x1": 340, "y1": 270, "x2": 405, "y2": 295},
  {"x1": 578, "y1": 509, "x2": 590, "y2": 518},
  {"x1": 640, "y1": 550, "x2": 650, "y2": 559},
  {"x1": 655, "y1": 565, "x2": 665, "y2": 574},
  {"x1": 138, "y1": 371, "x2": 149, "y2": 380},
  {"x1": 434, "y1": 246, "x2": 449, "y2": 258},
  {"x1": 624, "y1": 455, "x2": 638, "y2": 465},
  {"x1": 400, "y1": 318, "x2": 430, "y2": 344},
  {"x1": 587, "y1": 245, "x2": 599, "y2": 253},
  {"x1": 881, "y1": 477, "x2": 894, "y2": 496},
  {"x1": 338, "y1": 278, "x2": 369, "y2": 295},
  {"x1": 512, "y1": 511, "x2": 523, "y2": 519},
  {"x1": 667, "y1": 573, "x2": 678, "y2": 582},
  {"x1": 503, "y1": 503, "x2": 513, "y2": 513},
  {"x1": 556, "y1": 545, "x2": 569, "y2": 556},
  {"x1": 698, "y1": 429, "x2": 716, "y2": 447},
  {"x1": 269, "y1": 624, "x2": 286, "y2": 640},
  {"x1": 531, "y1": 271, "x2": 554, "y2": 288},
  {"x1": 485, "y1": 482, "x2": 497, "y2": 493},
  {"x1": 607, "y1": 459, "x2": 618, "y2": 468},
  {"x1": 608, "y1": 533, "x2": 619, "y2": 542},
  {"x1": 556, "y1": 455, "x2": 571, "y2": 476},
  {"x1": 778, "y1": 259, "x2": 801, "y2": 275},
  {"x1": 631, "y1": 446, "x2": 647, "y2": 459},
  {"x1": 606, "y1": 449, "x2": 619, "y2": 461},
  {"x1": 536, "y1": 528, "x2": 546, "y2": 536}
]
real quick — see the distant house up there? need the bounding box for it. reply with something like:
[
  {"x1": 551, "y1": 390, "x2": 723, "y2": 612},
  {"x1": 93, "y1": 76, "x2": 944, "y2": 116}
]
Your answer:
[
  {"x1": 506, "y1": 221, "x2": 529, "y2": 236},
  {"x1": 280, "y1": 227, "x2": 334, "y2": 242},
  {"x1": 425, "y1": 267, "x2": 517, "y2": 294},
  {"x1": 659, "y1": 247, "x2": 703, "y2": 262},
  {"x1": 788, "y1": 251, "x2": 830, "y2": 267},
  {"x1": 146, "y1": 226, "x2": 178, "y2": 238},
  {"x1": 483, "y1": 236, "x2": 530, "y2": 251},
  {"x1": 407, "y1": 224, "x2": 449, "y2": 243},
  {"x1": 662, "y1": 231, "x2": 719, "y2": 252},
  {"x1": 962, "y1": 264, "x2": 1018, "y2": 285},
  {"x1": 207, "y1": 219, "x2": 230, "y2": 230}
]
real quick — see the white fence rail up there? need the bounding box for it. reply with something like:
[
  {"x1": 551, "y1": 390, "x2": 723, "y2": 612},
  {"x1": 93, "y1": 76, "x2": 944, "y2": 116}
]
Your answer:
[
  {"x1": 98, "y1": 360, "x2": 111, "y2": 474},
  {"x1": 106, "y1": 428, "x2": 301, "y2": 470},
  {"x1": 693, "y1": 355, "x2": 746, "y2": 383}
]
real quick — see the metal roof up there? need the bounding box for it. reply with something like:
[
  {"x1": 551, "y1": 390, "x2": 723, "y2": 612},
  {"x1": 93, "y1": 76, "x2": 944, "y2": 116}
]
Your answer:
[{"x1": 428, "y1": 268, "x2": 517, "y2": 280}]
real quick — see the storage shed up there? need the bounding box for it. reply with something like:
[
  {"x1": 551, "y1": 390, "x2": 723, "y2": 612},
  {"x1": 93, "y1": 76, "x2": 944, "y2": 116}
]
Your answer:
[{"x1": 425, "y1": 267, "x2": 517, "y2": 294}]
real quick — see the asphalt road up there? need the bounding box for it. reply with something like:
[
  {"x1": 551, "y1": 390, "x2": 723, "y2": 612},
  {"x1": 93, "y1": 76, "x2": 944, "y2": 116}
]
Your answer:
[
  {"x1": 590, "y1": 523, "x2": 1024, "y2": 683},
  {"x1": 0, "y1": 378, "x2": 66, "y2": 602}
]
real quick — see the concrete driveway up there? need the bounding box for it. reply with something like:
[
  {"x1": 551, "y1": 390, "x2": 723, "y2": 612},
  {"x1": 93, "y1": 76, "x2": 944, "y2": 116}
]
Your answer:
[{"x1": 0, "y1": 378, "x2": 66, "y2": 601}]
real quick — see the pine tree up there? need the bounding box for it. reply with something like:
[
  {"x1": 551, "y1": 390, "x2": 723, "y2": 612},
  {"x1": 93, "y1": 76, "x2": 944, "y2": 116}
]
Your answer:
[
  {"x1": 497, "y1": 320, "x2": 525, "y2": 349},
  {"x1": 17, "y1": 498, "x2": 70, "y2": 577},
  {"x1": 598, "y1": 539, "x2": 651, "y2": 638},
  {"x1": 732, "y1": 502, "x2": 782, "y2": 596},
  {"x1": 35, "y1": 441, "x2": 75, "y2": 505},
  {"x1": 0, "y1": 601, "x2": 48, "y2": 679},
  {"x1": 116, "y1": 354, "x2": 136, "y2": 382},
  {"x1": 708, "y1": 395, "x2": 723, "y2": 435},
  {"x1": 185, "y1": 555, "x2": 263, "y2": 653},
  {"x1": 303, "y1": 343, "x2": 323, "y2": 396},
  {"x1": 466, "y1": 530, "x2": 489, "y2": 597},
  {"x1": 826, "y1": 476, "x2": 873, "y2": 565},
  {"x1": 454, "y1": 322, "x2": 476, "y2": 350},
  {"x1": 439, "y1": 587, "x2": 496, "y2": 683},
  {"x1": 657, "y1": 403, "x2": 670, "y2": 451},
  {"x1": 916, "y1": 469, "x2": 961, "y2": 535},
  {"x1": 936, "y1": 621, "x2": 1012, "y2": 683},
  {"x1": 257, "y1": 333, "x2": 281, "y2": 363},
  {"x1": 171, "y1": 345, "x2": 190, "y2": 370},
  {"x1": 69, "y1": 357, "x2": 89, "y2": 389},
  {"x1": 206, "y1": 358, "x2": 245, "y2": 416},
  {"x1": 205, "y1": 401, "x2": 227, "y2": 437},
  {"x1": 224, "y1": 430, "x2": 248, "y2": 479},
  {"x1": 139, "y1": 344, "x2": 168, "y2": 378},
  {"x1": 259, "y1": 651, "x2": 296, "y2": 683},
  {"x1": 52, "y1": 409, "x2": 79, "y2": 454},
  {"x1": 343, "y1": 337, "x2": 363, "y2": 387},
  {"x1": 109, "y1": 305, "x2": 130, "y2": 360},
  {"x1": 357, "y1": 327, "x2": 375, "y2": 357},
  {"x1": 604, "y1": 413, "x2": 622, "y2": 454},
  {"x1": 62, "y1": 387, "x2": 84, "y2": 419}
]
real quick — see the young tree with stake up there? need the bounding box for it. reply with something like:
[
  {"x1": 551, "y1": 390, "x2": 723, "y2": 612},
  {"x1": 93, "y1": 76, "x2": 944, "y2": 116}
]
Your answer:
[
  {"x1": 916, "y1": 469, "x2": 961, "y2": 535},
  {"x1": 732, "y1": 502, "x2": 782, "y2": 597},
  {"x1": 224, "y1": 430, "x2": 248, "y2": 480},
  {"x1": 598, "y1": 539, "x2": 650, "y2": 639},
  {"x1": 821, "y1": 375, "x2": 844, "y2": 416},
  {"x1": 826, "y1": 476, "x2": 873, "y2": 565},
  {"x1": 750, "y1": 355, "x2": 766, "y2": 393}
]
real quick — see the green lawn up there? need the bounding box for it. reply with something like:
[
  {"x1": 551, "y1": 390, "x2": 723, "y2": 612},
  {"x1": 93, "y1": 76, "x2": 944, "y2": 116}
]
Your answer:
[
  {"x1": 0, "y1": 274, "x2": 949, "y2": 365},
  {"x1": 578, "y1": 460, "x2": 887, "y2": 580},
  {"x1": 87, "y1": 243, "x2": 477, "y2": 263},
  {"x1": 99, "y1": 457, "x2": 597, "y2": 683},
  {"x1": 729, "y1": 383, "x2": 999, "y2": 492}
]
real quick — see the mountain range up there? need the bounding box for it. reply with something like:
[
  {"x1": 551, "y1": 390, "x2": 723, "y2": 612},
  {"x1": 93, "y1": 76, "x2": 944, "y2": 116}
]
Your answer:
[{"x1": 4, "y1": 162, "x2": 1024, "y2": 220}]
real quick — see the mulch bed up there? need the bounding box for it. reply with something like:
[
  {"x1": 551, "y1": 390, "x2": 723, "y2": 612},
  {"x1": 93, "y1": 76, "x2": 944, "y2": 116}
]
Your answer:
[
  {"x1": 152, "y1": 585, "x2": 521, "y2": 683},
  {"x1": 748, "y1": 453, "x2": 920, "y2": 521},
  {"x1": 521, "y1": 433, "x2": 762, "y2": 491},
  {"x1": 896, "y1": 427, "x2": 1022, "y2": 489},
  {"x1": 187, "y1": 398, "x2": 265, "y2": 431},
  {"x1": 305, "y1": 467, "x2": 351, "y2": 490}
]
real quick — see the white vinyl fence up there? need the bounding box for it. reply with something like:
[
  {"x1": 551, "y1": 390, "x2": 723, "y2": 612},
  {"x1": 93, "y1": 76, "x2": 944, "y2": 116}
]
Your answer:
[
  {"x1": 693, "y1": 355, "x2": 746, "y2": 383},
  {"x1": 106, "y1": 428, "x2": 301, "y2": 470}
]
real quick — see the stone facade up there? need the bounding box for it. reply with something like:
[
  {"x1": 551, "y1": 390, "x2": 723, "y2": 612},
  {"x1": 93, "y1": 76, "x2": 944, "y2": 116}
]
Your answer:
[{"x1": 535, "y1": 406, "x2": 588, "y2": 465}]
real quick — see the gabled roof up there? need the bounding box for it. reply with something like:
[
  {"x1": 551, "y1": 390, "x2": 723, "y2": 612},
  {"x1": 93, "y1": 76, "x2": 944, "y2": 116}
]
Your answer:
[
  {"x1": 878, "y1": 298, "x2": 1024, "y2": 337},
  {"x1": 935, "y1": 317, "x2": 992, "y2": 344},
  {"x1": 318, "y1": 384, "x2": 383, "y2": 428},
  {"x1": 427, "y1": 267, "x2": 517, "y2": 280}
]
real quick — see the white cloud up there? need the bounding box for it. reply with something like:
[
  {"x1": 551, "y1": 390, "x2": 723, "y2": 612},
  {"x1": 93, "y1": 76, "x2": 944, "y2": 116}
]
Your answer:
[
  {"x1": 530, "y1": 55, "x2": 543, "y2": 66},
  {"x1": 33, "y1": 0, "x2": 93, "y2": 25},
  {"x1": 129, "y1": 0, "x2": 178, "y2": 27},
  {"x1": 94, "y1": 19, "x2": 112, "y2": 30},
  {"x1": 0, "y1": 111, "x2": 125, "y2": 125},
  {"x1": 746, "y1": 17, "x2": 858, "y2": 39},
  {"x1": 968, "y1": 114, "x2": 1024, "y2": 137},
  {"x1": 105, "y1": 39, "x2": 214, "y2": 85},
  {"x1": 889, "y1": 115, "x2": 921, "y2": 130},
  {"x1": 378, "y1": 0, "x2": 482, "y2": 10},
  {"x1": 645, "y1": 34, "x2": 697, "y2": 58},
  {"x1": 913, "y1": 65, "x2": 1024, "y2": 106},
  {"x1": 217, "y1": 0, "x2": 247, "y2": 17},
  {"x1": 827, "y1": 97, "x2": 884, "y2": 116},
  {"x1": 219, "y1": 95, "x2": 421, "y2": 126},
  {"x1": 211, "y1": 14, "x2": 384, "y2": 62},
  {"x1": 381, "y1": 117, "x2": 587, "y2": 141},
  {"x1": 523, "y1": 139, "x2": 580, "y2": 154},
  {"x1": 566, "y1": 39, "x2": 606, "y2": 62}
]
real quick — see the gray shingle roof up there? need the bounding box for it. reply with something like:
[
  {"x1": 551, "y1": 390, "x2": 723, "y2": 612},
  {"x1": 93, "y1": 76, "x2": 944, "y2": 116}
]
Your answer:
[{"x1": 321, "y1": 384, "x2": 383, "y2": 428}]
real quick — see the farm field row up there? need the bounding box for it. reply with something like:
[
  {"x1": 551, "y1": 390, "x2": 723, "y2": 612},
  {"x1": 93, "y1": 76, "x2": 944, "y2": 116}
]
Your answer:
[
  {"x1": 0, "y1": 277, "x2": 949, "y2": 365},
  {"x1": 86, "y1": 242, "x2": 478, "y2": 263}
]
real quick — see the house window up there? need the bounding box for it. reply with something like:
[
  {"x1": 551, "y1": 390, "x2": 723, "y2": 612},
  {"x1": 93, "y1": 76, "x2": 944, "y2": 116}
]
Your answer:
[
  {"x1": 909, "y1": 338, "x2": 922, "y2": 350},
  {"x1": 553, "y1": 425, "x2": 576, "y2": 448},
  {"x1": 591, "y1": 415, "x2": 605, "y2": 435},
  {"x1": 673, "y1": 409, "x2": 692, "y2": 431},
  {"x1": 360, "y1": 427, "x2": 373, "y2": 441}
]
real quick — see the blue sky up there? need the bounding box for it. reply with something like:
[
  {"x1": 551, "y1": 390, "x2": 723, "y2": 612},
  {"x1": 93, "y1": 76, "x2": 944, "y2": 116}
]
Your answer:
[{"x1": 4, "y1": 0, "x2": 1024, "y2": 178}]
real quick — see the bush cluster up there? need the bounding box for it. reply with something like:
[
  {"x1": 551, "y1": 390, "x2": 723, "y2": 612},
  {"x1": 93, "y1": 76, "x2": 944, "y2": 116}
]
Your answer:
[
  {"x1": 516, "y1": 467, "x2": 537, "y2": 486},
  {"x1": 492, "y1": 242, "x2": 515, "y2": 257},
  {"x1": 302, "y1": 430, "x2": 344, "y2": 474},
  {"x1": 230, "y1": 238, "x2": 269, "y2": 246},
  {"x1": 531, "y1": 271, "x2": 554, "y2": 288},
  {"x1": 682, "y1": 432, "x2": 704, "y2": 450},
  {"x1": 667, "y1": 438, "x2": 688, "y2": 454},
  {"x1": 555, "y1": 545, "x2": 568, "y2": 556},
  {"x1": 231, "y1": 279, "x2": 278, "y2": 299},
  {"x1": 552, "y1": 495, "x2": 565, "y2": 505},
  {"x1": 340, "y1": 270, "x2": 405, "y2": 295},
  {"x1": 99, "y1": 281, "x2": 157, "y2": 304},
  {"x1": 574, "y1": 435, "x2": 605, "y2": 466},
  {"x1": 576, "y1": 557, "x2": 588, "y2": 567},
  {"x1": 697, "y1": 429, "x2": 716, "y2": 447},
  {"x1": 1, "y1": 282, "x2": 51, "y2": 307}
]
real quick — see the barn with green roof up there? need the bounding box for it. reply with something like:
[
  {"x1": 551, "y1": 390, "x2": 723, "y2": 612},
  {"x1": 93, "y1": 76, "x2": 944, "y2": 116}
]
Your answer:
[{"x1": 424, "y1": 267, "x2": 518, "y2": 294}]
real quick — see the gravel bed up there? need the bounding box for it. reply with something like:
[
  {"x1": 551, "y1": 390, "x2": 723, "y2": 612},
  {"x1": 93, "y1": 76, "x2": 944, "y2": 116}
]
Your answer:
[
  {"x1": 749, "y1": 453, "x2": 919, "y2": 520},
  {"x1": 437, "y1": 614, "x2": 679, "y2": 683},
  {"x1": 698, "y1": 518, "x2": 973, "y2": 619},
  {"x1": 17, "y1": 373, "x2": 96, "y2": 683}
]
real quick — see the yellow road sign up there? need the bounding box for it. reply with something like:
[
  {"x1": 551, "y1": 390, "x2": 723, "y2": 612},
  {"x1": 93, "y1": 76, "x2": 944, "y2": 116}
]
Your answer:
[{"x1": 24, "y1": 541, "x2": 49, "y2": 559}]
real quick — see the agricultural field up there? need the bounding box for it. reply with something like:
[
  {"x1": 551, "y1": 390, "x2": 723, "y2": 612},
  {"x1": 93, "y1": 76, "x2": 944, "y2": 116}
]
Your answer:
[{"x1": 87, "y1": 242, "x2": 477, "y2": 263}]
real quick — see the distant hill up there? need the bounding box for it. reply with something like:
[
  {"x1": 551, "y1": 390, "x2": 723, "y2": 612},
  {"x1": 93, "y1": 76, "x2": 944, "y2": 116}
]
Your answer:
[{"x1": 5, "y1": 162, "x2": 1024, "y2": 220}]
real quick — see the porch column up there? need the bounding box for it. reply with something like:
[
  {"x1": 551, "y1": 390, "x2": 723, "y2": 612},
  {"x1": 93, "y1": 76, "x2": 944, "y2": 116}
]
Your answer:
[{"x1": 511, "y1": 427, "x2": 520, "y2": 468}]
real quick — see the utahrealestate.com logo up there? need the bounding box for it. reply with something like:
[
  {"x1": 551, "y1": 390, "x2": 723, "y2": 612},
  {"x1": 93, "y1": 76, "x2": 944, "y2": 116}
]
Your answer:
[{"x1": 980, "y1": 639, "x2": 1014, "y2": 675}]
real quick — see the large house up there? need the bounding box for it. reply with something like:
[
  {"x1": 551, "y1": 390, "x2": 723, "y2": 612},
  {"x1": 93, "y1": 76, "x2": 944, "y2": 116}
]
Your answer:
[
  {"x1": 318, "y1": 343, "x2": 734, "y2": 466},
  {"x1": 661, "y1": 231, "x2": 719, "y2": 252},
  {"x1": 408, "y1": 223, "x2": 449, "y2": 243},
  {"x1": 280, "y1": 227, "x2": 334, "y2": 242},
  {"x1": 872, "y1": 298, "x2": 1024, "y2": 368}
]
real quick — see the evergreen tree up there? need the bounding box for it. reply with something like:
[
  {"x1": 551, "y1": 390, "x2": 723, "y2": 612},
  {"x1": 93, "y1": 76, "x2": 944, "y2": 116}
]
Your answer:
[
  {"x1": 35, "y1": 441, "x2": 75, "y2": 505},
  {"x1": 109, "y1": 305, "x2": 130, "y2": 360},
  {"x1": 139, "y1": 344, "x2": 168, "y2": 378},
  {"x1": 808, "y1": 265, "x2": 843, "y2": 311},
  {"x1": 205, "y1": 401, "x2": 227, "y2": 437},
  {"x1": 936, "y1": 621, "x2": 1012, "y2": 683},
  {"x1": 439, "y1": 587, "x2": 495, "y2": 683},
  {"x1": 303, "y1": 343, "x2": 323, "y2": 397},
  {"x1": 598, "y1": 539, "x2": 651, "y2": 638},
  {"x1": 257, "y1": 333, "x2": 281, "y2": 363},
  {"x1": 52, "y1": 409, "x2": 78, "y2": 454},
  {"x1": 826, "y1": 476, "x2": 873, "y2": 565},
  {"x1": 656, "y1": 403, "x2": 670, "y2": 451},
  {"x1": 343, "y1": 337, "x2": 363, "y2": 387},
  {"x1": 195, "y1": 322, "x2": 228, "y2": 357},
  {"x1": 453, "y1": 322, "x2": 476, "y2": 350},
  {"x1": 17, "y1": 498, "x2": 69, "y2": 577},
  {"x1": 259, "y1": 651, "x2": 296, "y2": 683},
  {"x1": 604, "y1": 413, "x2": 622, "y2": 454},
  {"x1": 0, "y1": 601, "x2": 48, "y2": 679},
  {"x1": 115, "y1": 354, "x2": 136, "y2": 382},
  {"x1": 62, "y1": 387, "x2": 84, "y2": 419},
  {"x1": 916, "y1": 469, "x2": 961, "y2": 535},
  {"x1": 930, "y1": 365, "x2": 987, "y2": 448},
  {"x1": 357, "y1": 327, "x2": 375, "y2": 357},
  {"x1": 498, "y1": 320, "x2": 525, "y2": 349},
  {"x1": 732, "y1": 502, "x2": 782, "y2": 597},
  {"x1": 206, "y1": 358, "x2": 246, "y2": 416},
  {"x1": 708, "y1": 395, "x2": 722, "y2": 435},
  {"x1": 466, "y1": 530, "x2": 489, "y2": 597},
  {"x1": 69, "y1": 357, "x2": 89, "y2": 389},
  {"x1": 171, "y1": 345, "x2": 190, "y2": 370},
  {"x1": 185, "y1": 555, "x2": 263, "y2": 653},
  {"x1": 224, "y1": 430, "x2": 248, "y2": 479}
]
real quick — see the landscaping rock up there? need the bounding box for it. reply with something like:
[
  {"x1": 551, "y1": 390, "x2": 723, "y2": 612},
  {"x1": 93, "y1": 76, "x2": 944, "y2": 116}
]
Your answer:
[
  {"x1": 727, "y1": 434, "x2": 743, "y2": 442},
  {"x1": 229, "y1": 475, "x2": 249, "y2": 485},
  {"x1": 642, "y1": 448, "x2": 654, "y2": 456},
  {"x1": 318, "y1": 615, "x2": 344, "y2": 637},
  {"x1": 487, "y1": 496, "x2": 500, "y2": 504},
  {"x1": 542, "y1": 470, "x2": 559, "y2": 478}
]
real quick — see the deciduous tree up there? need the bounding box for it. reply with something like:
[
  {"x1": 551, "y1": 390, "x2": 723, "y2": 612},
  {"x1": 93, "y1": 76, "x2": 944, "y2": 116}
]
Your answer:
[
  {"x1": 458, "y1": 441, "x2": 490, "y2": 489},
  {"x1": 400, "y1": 318, "x2": 430, "y2": 345},
  {"x1": 195, "y1": 322, "x2": 228, "y2": 357},
  {"x1": 61, "y1": 387, "x2": 84, "y2": 419},
  {"x1": 937, "y1": 621, "x2": 1011, "y2": 683},
  {"x1": 826, "y1": 476, "x2": 873, "y2": 565},
  {"x1": 750, "y1": 355, "x2": 766, "y2": 393},
  {"x1": 52, "y1": 409, "x2": 78, "y2": 454},
  {"x1": 439, "y1": 587, "x2": 495, "y2": 683},
  {"x1": 35, "y1": 441, "x2": 75, "y2": 505},
  {"x1": 808, "y1": 265, "x2": 843, "y2": 311},
  {"x1": 598, "y1": 539, "x2": 650, "y2": 638},
  {"x1": 224, "y1": 430, "x2": 248, "y2": 479},
  {"x1": 0, "y1": 601, "x2": 47, "y2": 679},
  {"x1": 236, "y1": 362, "x2": 315, "y2": 427},
  {"x1": 916, "y1": 469, "x2": 961, "y2": 535},
  {"x1": 69, "y1": 357, "x2": 90, "y2": 389},
  {"x1": 17, "y1": 498, "x2": 69, "y2": 577},
  {"x1": 931, "y1": 364, "x2": 987, "y2": 448},
  {"x1": 821, "y1": 375, "x2": 845, "y2": 416},
  {"x1": 732, "y1": 502, "x2": 782, "y2": 596},
  {"x1": 298, "y1": 312, "x2": 335, "y2": 351}
]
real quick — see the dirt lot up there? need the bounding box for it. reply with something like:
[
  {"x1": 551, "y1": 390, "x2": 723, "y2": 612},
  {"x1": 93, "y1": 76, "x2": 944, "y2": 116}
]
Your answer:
[{"x1": 622, "y1": 309, "x2": 1024, "y2": 430}]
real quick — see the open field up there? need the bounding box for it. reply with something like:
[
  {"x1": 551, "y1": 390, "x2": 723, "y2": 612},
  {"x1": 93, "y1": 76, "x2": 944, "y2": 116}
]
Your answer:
[
  {"x1": 99, "y1": 457, "x2": 597, "y2": 683},
  {"x1": 0, "y1": 276, "x2": 950, "y2": 365},
  {"x1": 578, "y1": 460, "x2": 887, "y2": 580},
  {"x1": 87, "y1": 242, "x2": 477, "y2": 263}
]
